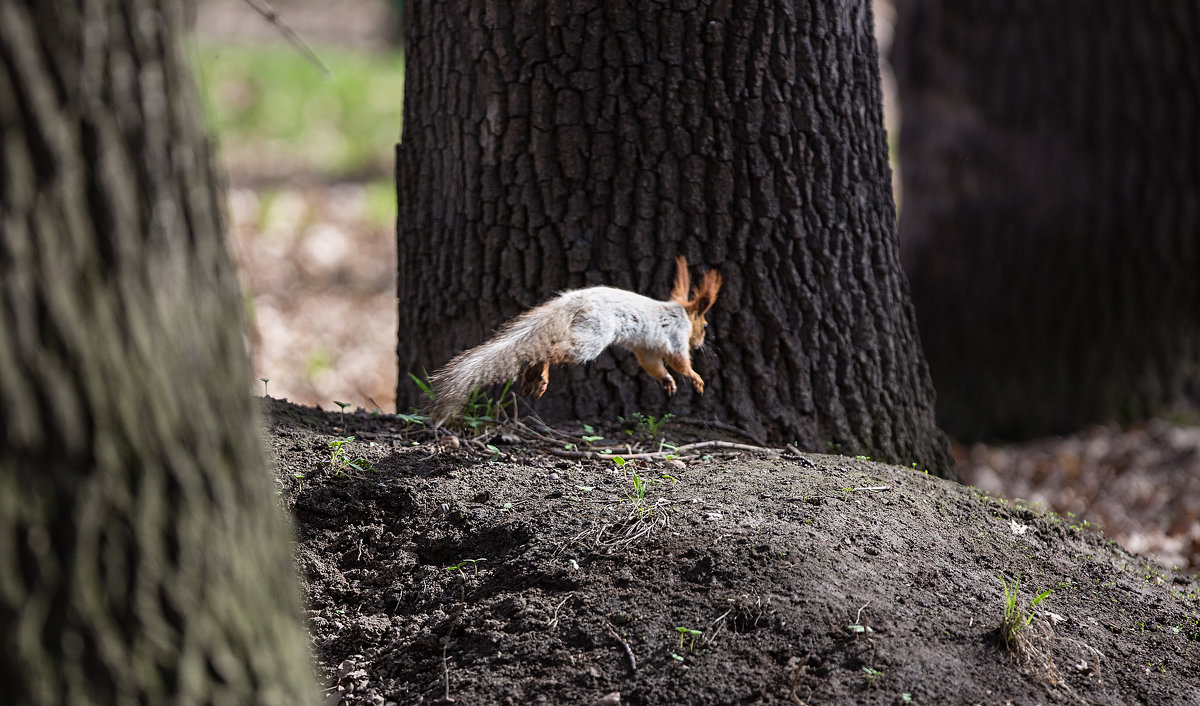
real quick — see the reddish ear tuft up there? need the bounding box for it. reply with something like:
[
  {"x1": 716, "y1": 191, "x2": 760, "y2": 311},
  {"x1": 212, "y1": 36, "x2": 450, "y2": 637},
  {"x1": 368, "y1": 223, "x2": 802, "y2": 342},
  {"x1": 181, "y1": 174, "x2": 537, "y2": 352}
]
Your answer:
[
  {"x1": 670, "y1": 255, "x2": 691, "y2": 305},
  {"x1": 691, "y1": 268, "x2": 723, "y2": 314}
]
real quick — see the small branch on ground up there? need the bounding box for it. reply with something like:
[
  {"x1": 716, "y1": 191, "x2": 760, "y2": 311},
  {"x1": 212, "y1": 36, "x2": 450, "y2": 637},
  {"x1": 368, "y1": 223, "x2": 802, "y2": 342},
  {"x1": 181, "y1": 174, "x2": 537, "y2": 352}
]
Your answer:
[{"x1": 605, "y1": 623, "x2": 637, "y2": 672}]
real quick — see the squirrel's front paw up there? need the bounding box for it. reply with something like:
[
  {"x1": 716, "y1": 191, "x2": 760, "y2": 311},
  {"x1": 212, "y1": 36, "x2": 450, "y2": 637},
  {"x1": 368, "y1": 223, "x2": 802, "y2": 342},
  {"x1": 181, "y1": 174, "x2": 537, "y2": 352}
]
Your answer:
[
  {"x1": 660, "y1": 375, "x2": 677, "y2": 396},
  {"x1": 691, "y1": 375, "x2": 704, "y2": 394}
]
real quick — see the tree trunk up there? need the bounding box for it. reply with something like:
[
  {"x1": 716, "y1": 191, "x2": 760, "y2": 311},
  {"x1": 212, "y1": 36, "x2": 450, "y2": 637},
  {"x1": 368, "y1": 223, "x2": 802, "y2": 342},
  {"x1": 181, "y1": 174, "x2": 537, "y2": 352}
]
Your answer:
[
  {"x1": 397, "y1": 0, "x2": 954, "y2": 477},
  {"x1": 0, "y1": 1, "x2": 316, "y2": 703},
  {"x1": 893, "y1": 1, "x2": 1200, "y2": 441}
]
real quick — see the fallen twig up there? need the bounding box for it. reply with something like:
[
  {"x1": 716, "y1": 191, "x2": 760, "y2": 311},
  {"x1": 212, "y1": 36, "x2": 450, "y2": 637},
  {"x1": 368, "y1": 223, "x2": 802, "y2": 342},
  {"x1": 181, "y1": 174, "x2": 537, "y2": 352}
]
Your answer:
[
  {"x1": 546, "y1": 596, "x2": 570, "y2": 631},
  {"x1": 543, "y1": 439, "x2": 776, "y2": 462},
  {"x1": 605, "y1": 623, "x2": 637, "y2": 672},
  {"x1": 789, "y1": 652, "x2": 813, "y2": 705}
]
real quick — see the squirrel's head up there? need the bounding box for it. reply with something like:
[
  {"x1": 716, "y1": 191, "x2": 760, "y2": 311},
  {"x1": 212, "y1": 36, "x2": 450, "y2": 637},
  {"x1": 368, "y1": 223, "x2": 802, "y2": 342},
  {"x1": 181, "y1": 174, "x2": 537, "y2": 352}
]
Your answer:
[{"x1": 670, "y1": 255, "x2": 723, "y2": 348}]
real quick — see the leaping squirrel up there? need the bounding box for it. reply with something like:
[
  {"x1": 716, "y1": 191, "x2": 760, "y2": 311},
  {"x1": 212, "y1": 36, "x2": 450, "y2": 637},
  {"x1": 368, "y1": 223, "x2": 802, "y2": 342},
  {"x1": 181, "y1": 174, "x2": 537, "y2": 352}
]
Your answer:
[{"x1": 429, "y1": 256, "x2": 723, "y2": 424}]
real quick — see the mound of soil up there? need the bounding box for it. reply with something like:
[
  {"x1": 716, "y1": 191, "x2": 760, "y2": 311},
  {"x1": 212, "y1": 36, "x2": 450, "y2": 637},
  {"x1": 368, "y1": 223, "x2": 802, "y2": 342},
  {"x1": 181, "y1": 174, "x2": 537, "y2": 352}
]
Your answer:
[{"x1": 262, "y1": 399, "x2": 1200, "y2": 705}]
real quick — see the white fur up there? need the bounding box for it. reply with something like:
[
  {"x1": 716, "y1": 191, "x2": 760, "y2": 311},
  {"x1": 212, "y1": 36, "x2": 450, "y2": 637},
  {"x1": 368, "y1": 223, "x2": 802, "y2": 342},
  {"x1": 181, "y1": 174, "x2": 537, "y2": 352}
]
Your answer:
[
  {"x1": 543, "y1": 287, "x2": 691, "y2": 360},
  {"x1": 429, "y1": 285, "x2": 695, "y2": 422}
]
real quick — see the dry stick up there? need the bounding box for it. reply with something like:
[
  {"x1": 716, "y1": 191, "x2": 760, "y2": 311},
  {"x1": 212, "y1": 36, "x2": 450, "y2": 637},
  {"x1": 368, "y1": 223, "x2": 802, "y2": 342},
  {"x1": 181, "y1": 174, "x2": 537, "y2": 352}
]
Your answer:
[
  {"x1": 546, "y1": 596, "x2": 571, "y2": 631},
  {"x1": 544, "y1": 439, "x2": 775, "y2": 462},
  {"x1": 704, "y1": 607, "x2": 734, "y2": 645},
  {"x1": 605, "y1": 623, "x2": 638, "y2": 672},
  {"x1": 509, "y1": 404, "x2": 576, "y2": 441},
  {"x1": 854, "y1": 600, "x2": 871, "y2": 627},
  {"x1": 238, "y1": 0, "x2": 332, "y2": 77},
  {"x1": 512, "y1": 420, "x2": 571, "y2": 446},
  {"x1": 441, "y1": 642, "x2": 454, "y2": 702},
  {"x1": 789, "y1": 652, "x2": 813, "y2": 705},
  {"x1": 544, "y1": 447, "x2": 677, "y2": 462},
  {"x1": 674, "y1": 439, "x2": 773, "y2": 454}
]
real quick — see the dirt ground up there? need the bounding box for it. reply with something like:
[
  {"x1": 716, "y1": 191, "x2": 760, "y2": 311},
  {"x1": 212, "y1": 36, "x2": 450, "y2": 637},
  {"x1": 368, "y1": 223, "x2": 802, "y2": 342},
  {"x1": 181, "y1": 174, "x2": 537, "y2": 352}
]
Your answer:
[{"x1": 263, "y1": 399, "x2": 1200, "y2": 705}]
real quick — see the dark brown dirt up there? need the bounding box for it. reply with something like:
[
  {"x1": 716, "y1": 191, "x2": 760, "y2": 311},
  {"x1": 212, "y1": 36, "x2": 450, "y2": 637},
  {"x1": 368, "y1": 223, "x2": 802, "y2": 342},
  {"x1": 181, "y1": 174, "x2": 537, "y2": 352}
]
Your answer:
[{"x1": 262, "y1": 398, "x2": 1200, "y2": 706}]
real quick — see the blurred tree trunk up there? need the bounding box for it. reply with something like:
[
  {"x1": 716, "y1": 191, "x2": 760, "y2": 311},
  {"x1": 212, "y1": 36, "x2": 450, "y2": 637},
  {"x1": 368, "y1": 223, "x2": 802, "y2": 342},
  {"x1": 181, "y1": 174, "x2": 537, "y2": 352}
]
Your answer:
[
  {"x1": 396, "y1": 0, "x2": 954, "y2": 477},
  {"x1": 0, "y1": 1, "x2": 316, "y2": 703},
  {"x1": 894, "y1": 1, "x2": 1200, "y2": 440}
]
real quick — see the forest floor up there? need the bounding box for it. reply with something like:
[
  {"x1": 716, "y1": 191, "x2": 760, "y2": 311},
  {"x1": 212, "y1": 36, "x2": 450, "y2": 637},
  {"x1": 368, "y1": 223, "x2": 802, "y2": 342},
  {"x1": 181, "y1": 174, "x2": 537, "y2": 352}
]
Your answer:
[{"x1": 264, "y1": 399, "x2": 1200, "y2": 705}]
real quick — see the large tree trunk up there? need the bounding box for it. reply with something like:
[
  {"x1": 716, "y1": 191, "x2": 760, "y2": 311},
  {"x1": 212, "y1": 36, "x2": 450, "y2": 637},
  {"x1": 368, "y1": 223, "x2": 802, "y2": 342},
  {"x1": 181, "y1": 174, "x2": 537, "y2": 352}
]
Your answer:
[
  {"x1": 0, "y1": 1, "x2": 316, "y2": 702},
  {"x1": 894, "y1": 1, "x2": 1200, "y2": 441},
  {"x1": 397, "y1": 0, "x2": 953, "y2": 477}
]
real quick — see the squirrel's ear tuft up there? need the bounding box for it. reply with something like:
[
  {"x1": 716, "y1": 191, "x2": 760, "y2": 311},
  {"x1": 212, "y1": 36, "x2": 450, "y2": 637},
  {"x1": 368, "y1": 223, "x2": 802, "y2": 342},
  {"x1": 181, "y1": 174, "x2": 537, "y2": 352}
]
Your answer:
[
  {"x1": 670, "y1": 255, "x2": 691, "y2": 305},
  {"x1": 692, "y1": 269, "x2": 722, "y2": 314}
]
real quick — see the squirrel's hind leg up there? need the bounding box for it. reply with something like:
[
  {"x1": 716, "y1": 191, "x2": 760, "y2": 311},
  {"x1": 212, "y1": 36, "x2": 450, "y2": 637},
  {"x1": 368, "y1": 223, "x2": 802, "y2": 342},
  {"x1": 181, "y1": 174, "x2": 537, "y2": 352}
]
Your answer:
[{"x1": 520, "y1": 361, "x2": 550, "y2": 398}]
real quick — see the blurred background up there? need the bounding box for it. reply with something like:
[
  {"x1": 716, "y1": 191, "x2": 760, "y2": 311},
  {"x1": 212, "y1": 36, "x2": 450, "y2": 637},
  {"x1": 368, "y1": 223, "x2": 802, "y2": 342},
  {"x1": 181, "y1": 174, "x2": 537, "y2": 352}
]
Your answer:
[
  {"x1": 188, "y1": 0, "x2": 1199, "y2": 572},
  {"x1": 192, "y1": 0, "x2": 403, "y2": 413}
]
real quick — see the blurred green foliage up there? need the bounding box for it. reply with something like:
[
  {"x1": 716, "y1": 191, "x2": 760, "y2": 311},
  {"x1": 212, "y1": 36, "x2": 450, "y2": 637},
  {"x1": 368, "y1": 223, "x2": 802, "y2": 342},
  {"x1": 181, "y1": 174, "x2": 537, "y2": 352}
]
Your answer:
[{"x1": 192, "y1": 41, "x2": 405, "y2": 178}]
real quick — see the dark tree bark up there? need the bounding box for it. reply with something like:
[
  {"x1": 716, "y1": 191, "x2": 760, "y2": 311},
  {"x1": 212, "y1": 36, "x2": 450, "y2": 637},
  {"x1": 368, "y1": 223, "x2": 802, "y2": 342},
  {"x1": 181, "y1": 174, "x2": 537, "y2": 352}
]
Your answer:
[
  {"x1": 0, "y1": 1, "x2": 316, "y2": 703},
  {"x1": 894, "y1": 1, "x2": 1200, "y2": 441},
  {"x1": 397, "y1": 0, "x2": 953, "y2": 476}
]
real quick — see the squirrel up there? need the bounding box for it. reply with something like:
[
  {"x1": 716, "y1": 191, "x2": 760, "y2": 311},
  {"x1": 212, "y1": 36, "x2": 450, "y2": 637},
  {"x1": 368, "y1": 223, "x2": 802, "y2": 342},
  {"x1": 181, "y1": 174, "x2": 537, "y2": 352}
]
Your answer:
[{"x1": 428, "y1": 256, "x2": 723, "y2": 424}]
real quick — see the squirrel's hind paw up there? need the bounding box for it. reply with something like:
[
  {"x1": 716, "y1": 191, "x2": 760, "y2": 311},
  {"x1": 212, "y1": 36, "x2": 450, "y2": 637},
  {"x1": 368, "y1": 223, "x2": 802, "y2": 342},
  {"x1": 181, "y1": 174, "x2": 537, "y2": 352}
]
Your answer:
[{"x1": 520, "y1": 361, "x2": 550, "y2": 398}]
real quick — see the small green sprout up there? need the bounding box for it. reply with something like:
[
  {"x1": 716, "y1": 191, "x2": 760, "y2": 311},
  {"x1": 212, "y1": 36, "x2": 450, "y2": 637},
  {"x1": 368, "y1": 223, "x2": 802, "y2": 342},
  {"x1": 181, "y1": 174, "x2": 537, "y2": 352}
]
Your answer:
[
  {"x1": 862, "y1": 666, "x2": 882, "y2": 688},
  {"x1": 396, "y1": 412, "x2": 428, "y2": 434},
  {"x1": 334, "y1": 400, "x2": 350, "y2": 426},
  {"x1": 328, "y1": 436, "x2": 376, "y2": 477},
  {"x1": 674, "y1": 626, "x2": 702, "y2": 652},
  {"x1": 998, "y1": 573, "x2": 1055, "y2": 647},
  {"x1": 446, "y1": 558, "x2": 486, "y2": 576},
  {"x1": 260, "y1": 377, "x2": 270, "y2": 396},
  {"x1": 624, "y1": 472, "x2": 655, "y2": 508},
  {"x1": 632, "y1": 411, "x2": 674, "y2": 438},
  {"x1": 460, "y1": 378, "x2": 515, "y2": 431}
]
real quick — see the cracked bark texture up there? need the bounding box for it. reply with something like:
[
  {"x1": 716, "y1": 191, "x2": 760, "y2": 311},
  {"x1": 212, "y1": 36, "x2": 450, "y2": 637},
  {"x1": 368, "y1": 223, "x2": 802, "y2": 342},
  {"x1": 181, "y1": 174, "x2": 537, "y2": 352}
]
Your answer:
[
  {"x1": 0, "y1": 1, "x2": 316, "y2": 703},
  {"x1": 397, "y1": 0, "x2": 953, "y2": 477},
  {"x1": 894, "y1": 1, "x2": 1200, "y2": 441}
]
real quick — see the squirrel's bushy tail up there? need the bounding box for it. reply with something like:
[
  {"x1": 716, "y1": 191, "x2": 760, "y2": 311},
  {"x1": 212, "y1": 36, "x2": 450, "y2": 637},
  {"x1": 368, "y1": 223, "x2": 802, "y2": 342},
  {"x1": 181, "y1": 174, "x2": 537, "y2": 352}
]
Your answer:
[{"x1": 429, "y1": 308, "x2": 567, "y2": 424}]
